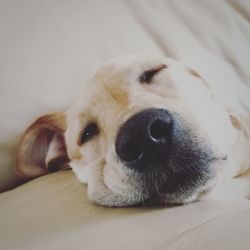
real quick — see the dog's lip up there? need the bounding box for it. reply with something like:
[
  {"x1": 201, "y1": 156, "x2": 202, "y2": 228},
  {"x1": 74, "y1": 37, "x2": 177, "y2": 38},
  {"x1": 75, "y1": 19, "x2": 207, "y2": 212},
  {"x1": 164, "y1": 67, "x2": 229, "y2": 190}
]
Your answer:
[
  {"x1": 142, "y1": 182, "x2": 214, "y2": 207},
  {"x1": 142, "y1": 157, "x2": 219, "y2": 205}
]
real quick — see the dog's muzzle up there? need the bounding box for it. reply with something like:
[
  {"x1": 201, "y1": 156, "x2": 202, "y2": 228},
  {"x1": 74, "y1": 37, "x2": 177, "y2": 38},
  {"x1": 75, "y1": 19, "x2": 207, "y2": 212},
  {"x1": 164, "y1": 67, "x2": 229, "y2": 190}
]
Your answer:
[
  {"x1": 115, "y1": 108, "x2": 215, "y2": 202},
  {"x1": 115, "y1": 108, "x2": 172, "y2": 171}
]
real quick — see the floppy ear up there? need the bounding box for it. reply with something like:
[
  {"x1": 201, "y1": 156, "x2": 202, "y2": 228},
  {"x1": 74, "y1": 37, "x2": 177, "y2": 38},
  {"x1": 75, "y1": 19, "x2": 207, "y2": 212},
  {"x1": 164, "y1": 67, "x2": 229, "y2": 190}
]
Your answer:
[{"x1": 16, "y1": 113, "x2": 70, "y2": 179}]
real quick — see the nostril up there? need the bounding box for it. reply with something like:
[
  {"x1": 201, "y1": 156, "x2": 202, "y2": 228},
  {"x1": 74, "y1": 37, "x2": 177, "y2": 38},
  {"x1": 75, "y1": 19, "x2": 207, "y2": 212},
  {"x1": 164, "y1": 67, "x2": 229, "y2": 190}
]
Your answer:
[
  {"x1": 116, "y1": 108, "x2": 173, "y2": 168},
  {"x1": 150, "y1": 119, "x2": 170, "y2": 141},
  {"x1": 119, "y1": 141, "x2": 143, "y2": 162}
]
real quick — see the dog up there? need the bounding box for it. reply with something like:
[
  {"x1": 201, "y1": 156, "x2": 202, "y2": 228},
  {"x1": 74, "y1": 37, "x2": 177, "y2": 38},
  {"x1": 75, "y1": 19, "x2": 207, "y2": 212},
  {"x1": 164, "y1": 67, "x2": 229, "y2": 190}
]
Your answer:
[{"x1": 15, "y1": 55, "x2": 250, "y2": 206}]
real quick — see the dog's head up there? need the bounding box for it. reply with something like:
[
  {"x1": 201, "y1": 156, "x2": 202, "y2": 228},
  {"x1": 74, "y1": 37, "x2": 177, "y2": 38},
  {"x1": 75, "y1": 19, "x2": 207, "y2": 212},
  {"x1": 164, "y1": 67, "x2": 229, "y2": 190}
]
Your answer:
[{"x1": 16, "y1": 55, "x2": 238, "y2": 206}]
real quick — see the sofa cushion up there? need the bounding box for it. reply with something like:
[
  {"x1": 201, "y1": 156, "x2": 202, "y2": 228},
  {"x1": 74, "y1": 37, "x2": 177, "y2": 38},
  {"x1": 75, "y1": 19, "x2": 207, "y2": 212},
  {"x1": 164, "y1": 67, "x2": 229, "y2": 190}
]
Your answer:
[{"x1": 0, "y1": 170, "x2": 250, "y2": 250}]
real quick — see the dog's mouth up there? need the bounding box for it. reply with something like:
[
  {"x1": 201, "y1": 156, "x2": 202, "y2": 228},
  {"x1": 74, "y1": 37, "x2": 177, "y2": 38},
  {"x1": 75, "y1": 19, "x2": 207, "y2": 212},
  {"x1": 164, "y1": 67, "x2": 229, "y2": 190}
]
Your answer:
[
  {"x1": 139, "y1": 183, "x2": 214, "y2": 207},
  {"x1": 129, "y1": 155, "x2": 217, "y2": 207},
  {"x1": 147, "y1": 170, "x2": 216, "y2": 206}
]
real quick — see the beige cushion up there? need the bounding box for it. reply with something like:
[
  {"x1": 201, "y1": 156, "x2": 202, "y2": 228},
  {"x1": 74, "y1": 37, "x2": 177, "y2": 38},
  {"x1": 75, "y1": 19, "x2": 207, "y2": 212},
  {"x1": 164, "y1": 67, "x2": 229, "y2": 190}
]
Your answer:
[{"x1": 0, "y1": 171, "x2": 250, "y2": 250}]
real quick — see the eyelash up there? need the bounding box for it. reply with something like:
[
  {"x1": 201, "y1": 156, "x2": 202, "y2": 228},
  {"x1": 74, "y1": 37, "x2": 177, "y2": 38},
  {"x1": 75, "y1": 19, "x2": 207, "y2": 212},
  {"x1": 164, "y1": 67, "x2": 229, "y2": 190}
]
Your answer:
[
  {"x1": 139, "y1": 64, "x2": 167, "y2": 84},
  {"x1": 79, "y1": 122, "x2": 99, "y2": 145}
]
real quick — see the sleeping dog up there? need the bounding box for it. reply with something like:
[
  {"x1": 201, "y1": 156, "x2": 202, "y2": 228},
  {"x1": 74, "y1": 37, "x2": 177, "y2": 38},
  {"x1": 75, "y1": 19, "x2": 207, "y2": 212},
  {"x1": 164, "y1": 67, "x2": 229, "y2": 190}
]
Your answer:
[{"x1": 16, "y1": 55, "x2": 250, "y2": 206}]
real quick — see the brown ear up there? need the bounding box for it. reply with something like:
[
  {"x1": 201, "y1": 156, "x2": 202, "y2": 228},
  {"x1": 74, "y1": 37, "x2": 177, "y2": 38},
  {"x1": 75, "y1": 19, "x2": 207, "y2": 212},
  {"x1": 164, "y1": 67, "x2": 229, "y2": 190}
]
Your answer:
[{"x1": 16, "y1": 113, "x2": 70, "y2": 179}]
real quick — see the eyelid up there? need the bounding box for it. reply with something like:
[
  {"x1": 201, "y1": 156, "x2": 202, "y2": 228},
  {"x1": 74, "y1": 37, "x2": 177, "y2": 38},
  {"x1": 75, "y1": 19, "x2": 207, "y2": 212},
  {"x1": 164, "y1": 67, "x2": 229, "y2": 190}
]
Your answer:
[{"x1": 139, "y1": 64, "x2": 167, "y2": 84}]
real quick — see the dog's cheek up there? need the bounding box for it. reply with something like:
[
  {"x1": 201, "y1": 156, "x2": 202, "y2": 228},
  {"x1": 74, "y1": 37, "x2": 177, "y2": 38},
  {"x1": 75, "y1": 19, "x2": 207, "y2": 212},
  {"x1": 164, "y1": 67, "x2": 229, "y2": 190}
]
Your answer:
[
  {"x1": 206, "y1": 103, "x2": 237, "y2": 154},
  {"x1": 103, "y1": 163, "x2": 127, "y2": 195},
  {"x1": 70, "y1": 161, "x2": 88, "y2": 184},
  {"x1": 85, "y1": 159, "x2": 117, "y2": 206}
]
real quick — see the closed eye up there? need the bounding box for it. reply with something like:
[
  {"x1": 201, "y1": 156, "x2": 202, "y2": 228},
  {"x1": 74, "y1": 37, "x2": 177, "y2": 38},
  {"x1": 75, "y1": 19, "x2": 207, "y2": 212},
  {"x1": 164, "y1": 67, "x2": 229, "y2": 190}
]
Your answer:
[
  {"x1": 139, "y1": 64, "x2": 167, "y2": 84},
  {"x1": 78, "y1": 122, "x2": 99, "y2": 145}
]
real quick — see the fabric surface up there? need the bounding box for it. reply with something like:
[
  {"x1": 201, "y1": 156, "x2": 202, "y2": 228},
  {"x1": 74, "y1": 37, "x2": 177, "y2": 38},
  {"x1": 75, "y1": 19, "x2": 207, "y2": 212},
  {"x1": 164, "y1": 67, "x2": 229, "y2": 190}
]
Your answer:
[
  {"x1": 0, "y1": 170, "x2": 250, "y2": 250},
  {"x1": 0, "y1": 0, "x2": 250, "y2": 249}
]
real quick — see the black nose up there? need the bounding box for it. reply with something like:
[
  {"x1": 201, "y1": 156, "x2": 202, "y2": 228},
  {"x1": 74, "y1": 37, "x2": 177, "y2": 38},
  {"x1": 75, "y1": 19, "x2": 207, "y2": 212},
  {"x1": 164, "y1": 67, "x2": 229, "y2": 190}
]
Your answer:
[{"x1": 115, "y1": 108, "x2": 172, "y2": 170}]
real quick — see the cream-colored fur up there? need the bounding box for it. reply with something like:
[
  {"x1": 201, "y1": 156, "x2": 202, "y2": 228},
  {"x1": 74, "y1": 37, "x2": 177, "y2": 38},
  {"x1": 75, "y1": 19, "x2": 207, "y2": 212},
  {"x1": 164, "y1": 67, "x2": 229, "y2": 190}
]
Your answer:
[{"x1": 16, "y1": 55, "x2": 250, "y2": 206}]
